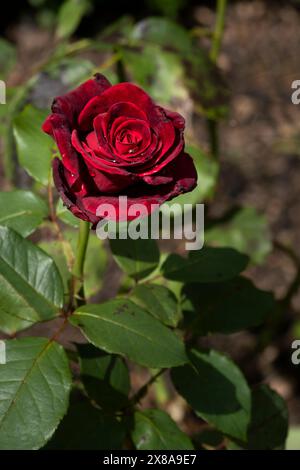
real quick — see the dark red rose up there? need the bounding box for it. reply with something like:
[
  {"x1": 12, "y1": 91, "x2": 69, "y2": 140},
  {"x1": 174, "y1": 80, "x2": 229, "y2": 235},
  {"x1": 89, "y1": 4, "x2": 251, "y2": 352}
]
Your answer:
[{"x1": 42, "y1": 74, "x2": 197, "y2": 223}]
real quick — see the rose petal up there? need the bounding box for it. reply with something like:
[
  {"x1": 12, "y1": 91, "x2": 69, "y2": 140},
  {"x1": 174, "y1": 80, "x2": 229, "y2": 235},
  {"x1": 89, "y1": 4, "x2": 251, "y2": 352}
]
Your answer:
[
  {"x1": 78, "y1": 83, "x2": 156, "y2": 131},
  {"x1": 71, "y1": 129, "x2": 130, "y2": 175},
  {"x1": 84, "y1": 161, "x2": 137, "y2": 194},
  {"x1": 79, "y1": 152, "x2": 197, "y2": 222},
  {"x1": 142, "y1": 174, "x2": 173, "y2": 185},
  {"x1": 42, "y1": 74, "x2": 111, "y2": 174},
  {"x1": 164, "y1": 108, "x2": 185, "y2": 130},
  {"x1": 43, "y1": 113, "x2": 80, "y2": 174},
  {"x1": 51, "y1": 74, "x2": 111, "y2": 127},
  {"x1": 112, "y1": 119, "x2": 152, "y2": 158},
  {"x1": 106, "y1": 102, "x2": 148, "y2": 127},
  {"x1": 135, "y1": 131, "x2": 184, "y2": 176},
  {"x1": 52, "y1": 158, "x2": 93, "y2": 223},
  {"x1": 125, "y1": 106, "x2": 183, "y2": 176},
  {"x1": 92, "y1": 115, "x2": 153, "y2": 164}
]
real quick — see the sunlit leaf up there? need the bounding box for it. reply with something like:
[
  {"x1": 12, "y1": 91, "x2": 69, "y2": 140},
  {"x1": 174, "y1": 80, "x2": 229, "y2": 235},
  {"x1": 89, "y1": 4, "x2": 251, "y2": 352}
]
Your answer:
[
  {"x1": 131, "y1": 283, "x2": 181, "y2": 327},
  {"x1": 56, "y1": 0, "x2": 91, "y2": 40},
  {"x1": 13, "y1": 105, "x2": 53, "y2": 185},
  {"x1": 110, "y1": 238, "x2": 160, "y2": 281},
  {"x1": 0, "y1": 337, "x2": 71, "y2": 450},
  {"x1": 71, "y1": 299, "x2": 188, "y2": 368},
  {"x1": 0, "y1": 190, "x2": 48, "y2": 237},
  {"x1": 0, "y1": 226, "x2": 64, "y2": 334}
]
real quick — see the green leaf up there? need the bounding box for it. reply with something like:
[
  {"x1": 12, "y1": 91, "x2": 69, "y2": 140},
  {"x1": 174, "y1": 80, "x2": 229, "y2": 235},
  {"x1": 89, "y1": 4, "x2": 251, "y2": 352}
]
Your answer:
[
  {"x1": 286, "y1": 428, "x2": 300, "y2": 450},
  {"x1": 132, "y1": 409, "x2": 194, "y2": 450},
  {"x1": 182, "y1": 276, "x2": 275, "y2": 335},
  {"x1": 171, "y1": 349, "x2": 251, "y2": 441},
  {"x1": 110, "y1": 238, "x2": 160, "y2": 281},
  {"x1": 123, "y1": 45, "x2": 188, "y2": 106},
  {"x1": 130, "y1": 17, "x2": 192, "y2": 55},
  {"x1": 37, "y1": 239, "x2": 71, "y2": 293},
  {"x1": 0, "y1": 38, "x2": 16, "y2": 78},
  {"x1": 161, "y1": 247, "x2": 248, "y2": 283},
  {"x1": 146, "y1": 0, "x2": 186, "y2": 19},
  {"x1": 0, "y1": 226, "x2": 64, "y2": 334},
  {"x1": 0, "y1": 190, "x2": 48, "y2": 237},
  {"x1": 45, "y1": 391, "x2": 125, "y2": 450},
  {"x1": 56, "y1": 199, "x2": 80, "y2": 228},
  {"x1": 188, "y1": 64, "x2": 228, "y2": 120},
  {"x1": 244, "y1": 385, "x2": 288, "y2": 450},
  {"x1": 45, "y1": 58, "x2": 94, "y2": 88},
  {"x1": 121, "y1": 46, "x2": 156, "y2": 92},
  {"x1": 0, "y1": 337, "x2": 71, "y2": 450},
  {"x1": 39, "y1": 230, "x2": 107, "y2": 299},
  {"x1": 56, "y1": 0, "x2": 91, "y2": 40},
  {"x1": 100, "y1": 15, "x2": 134, "y2": 42},
  {"x1": 78, "y1": 344, "x2": 130, "y2": 411},
  {"x1": 161, "y1": 146, "x2": 218, "y2": 215},
  {"x1": 131, "y1": 283, "x2": 181, "y2": 327},
  {"x1": 194, "y1": 429, "x2": 224, "y2": 450},
  {"x1": 191, "y1": 145, "x2": 219, "y2": 201},
  {"x1": 71, "y1": 299, "x2": 188, "y2": 368},
  {"x1": 129, "y1": 17, "x2": 228, "y2": 116},
  {"x1": 205, "y1": 207, "x2": 272, "y2": 265},
  {"x1": 13, "y1": 105, "x2": 53, "y2": 185}
]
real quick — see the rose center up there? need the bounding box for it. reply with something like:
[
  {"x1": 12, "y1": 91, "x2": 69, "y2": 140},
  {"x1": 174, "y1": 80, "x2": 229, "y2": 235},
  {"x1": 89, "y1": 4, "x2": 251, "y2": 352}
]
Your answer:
[
  {"x1": 118, "y1": 129, "x2": 140, "y2": 145},
  {"x1": 115, "y1": 128, "x2": 143, "y2": 155}
]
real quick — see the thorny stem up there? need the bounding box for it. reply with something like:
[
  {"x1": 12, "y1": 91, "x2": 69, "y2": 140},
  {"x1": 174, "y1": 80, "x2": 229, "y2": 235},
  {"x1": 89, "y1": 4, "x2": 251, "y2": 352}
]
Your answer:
[{"x1": 71, "y1": 219, "x2": 90, "y2": 308}]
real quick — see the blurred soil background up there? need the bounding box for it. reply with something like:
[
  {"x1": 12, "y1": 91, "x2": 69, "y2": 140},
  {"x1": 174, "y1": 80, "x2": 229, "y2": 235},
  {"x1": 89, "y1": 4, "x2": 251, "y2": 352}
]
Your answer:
[{"x1": 1, "y1": 0, "x2": 300, "y2": 446}]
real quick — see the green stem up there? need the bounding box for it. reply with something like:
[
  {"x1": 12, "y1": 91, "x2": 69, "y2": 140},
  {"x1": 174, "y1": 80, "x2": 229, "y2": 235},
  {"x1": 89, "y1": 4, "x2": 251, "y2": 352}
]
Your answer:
[
  {"x1": 210, "y1": 0, "x2": 227, "y2": 64},
  {"x1": 72, "y1": 220, "x2": 90, "y2": 307},
  {"x1": 207, "y1": 117, "x2": 219, "y2": 161},
  {"x1": 206, "y1": 0, "x2": 227, "y2": 161},
  {"x1": 274, "y1": 241, "x2": 300, "y2": 308},
  {"x1": 115, "y1": 46, "x2": 127, "y2": 83}
]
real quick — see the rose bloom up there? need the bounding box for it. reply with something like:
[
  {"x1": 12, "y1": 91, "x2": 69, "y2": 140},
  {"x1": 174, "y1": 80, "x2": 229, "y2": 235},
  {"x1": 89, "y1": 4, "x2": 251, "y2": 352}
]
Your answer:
[{"x1": 42, "y1": 74, "x2": 197, "y2": 223}]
